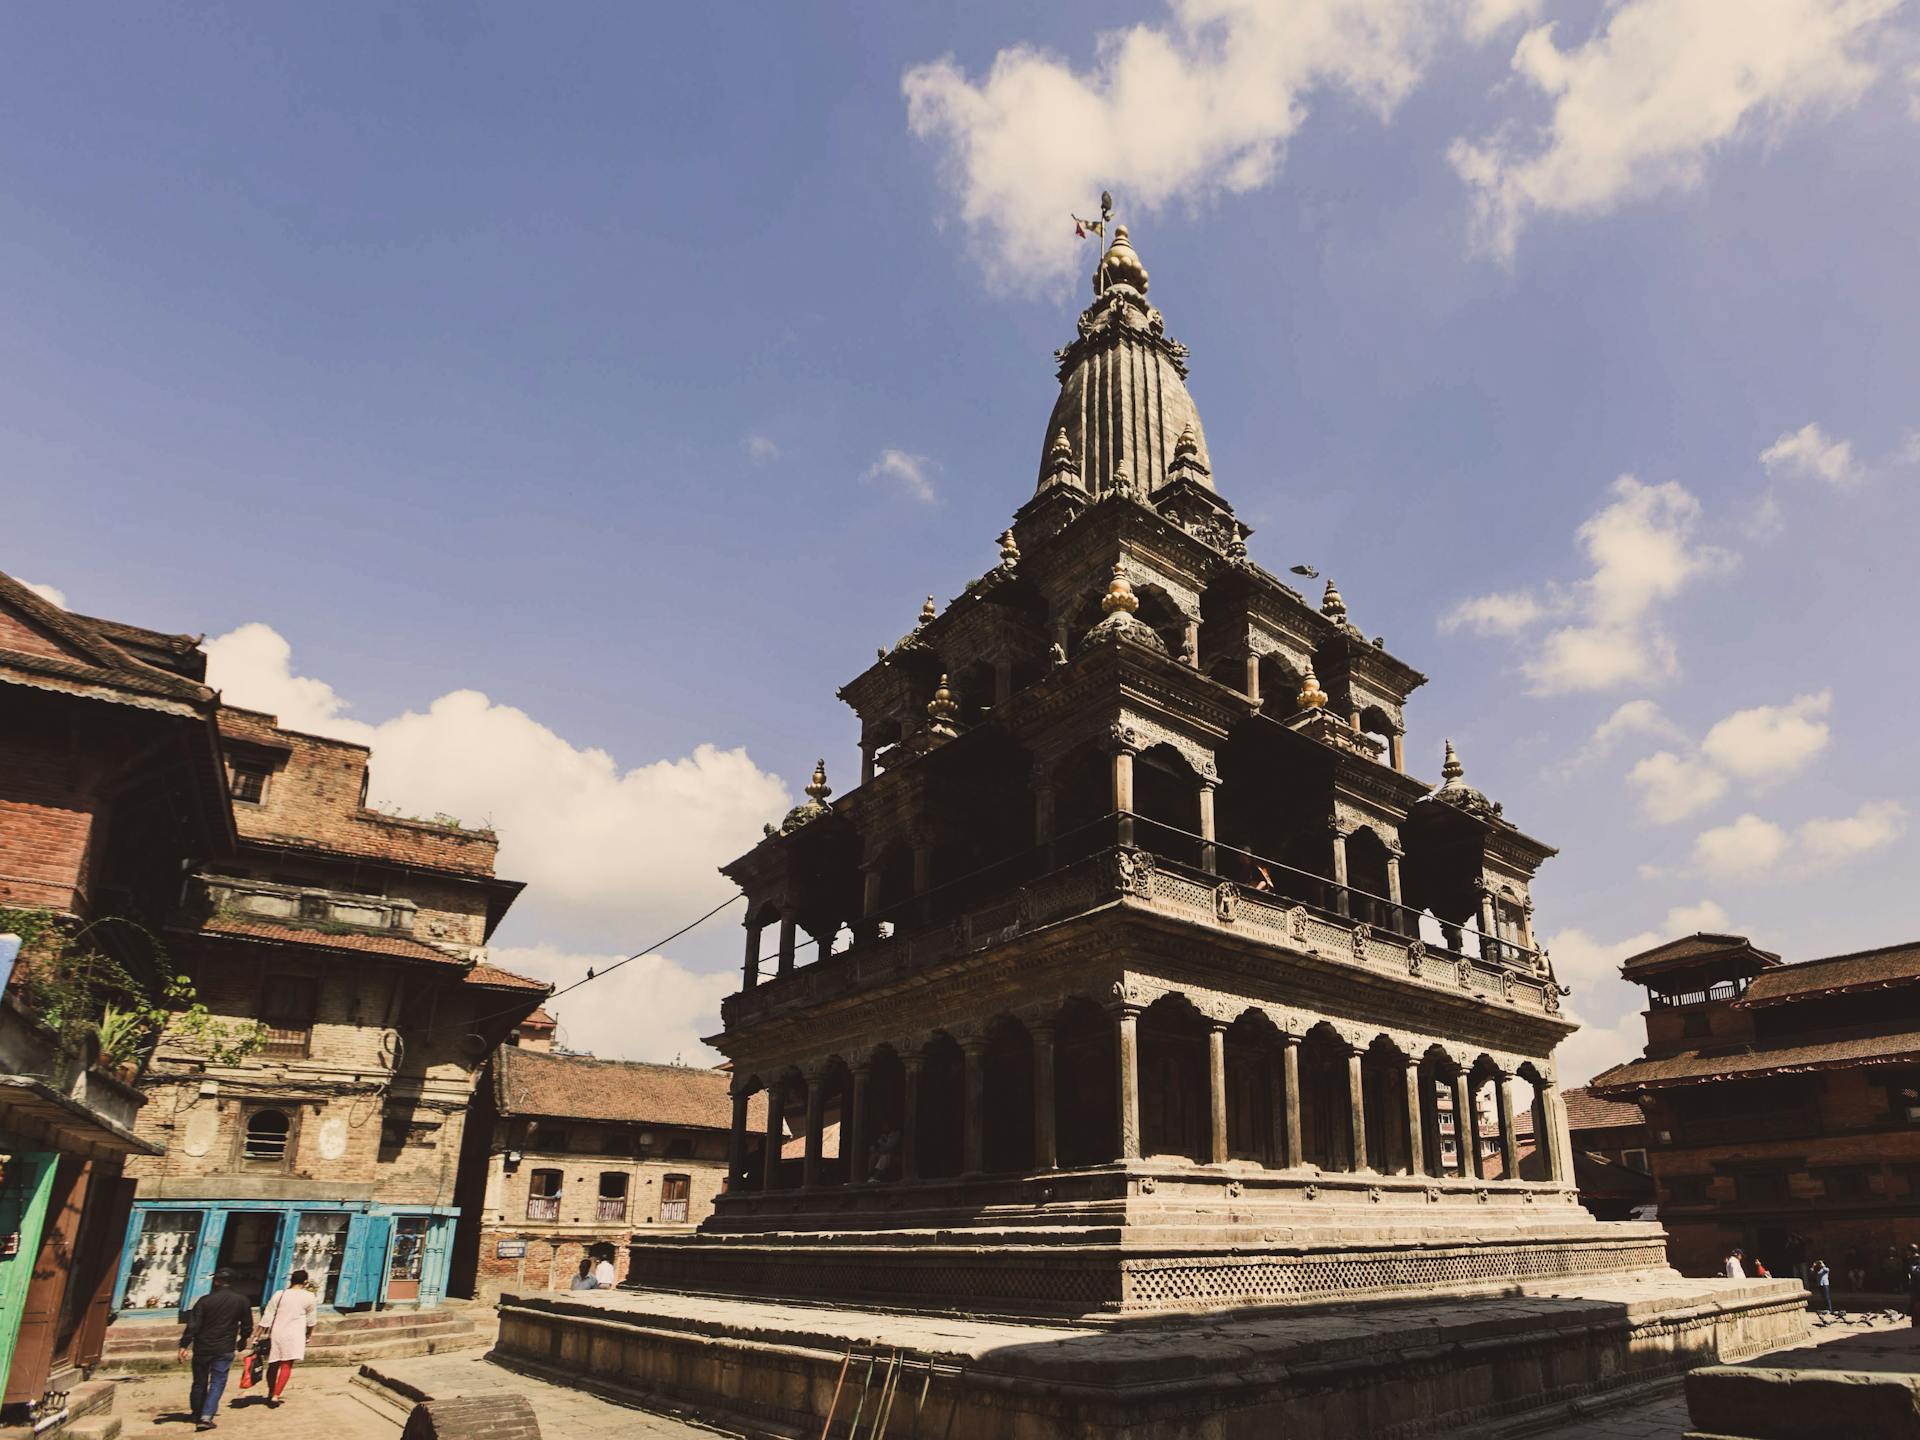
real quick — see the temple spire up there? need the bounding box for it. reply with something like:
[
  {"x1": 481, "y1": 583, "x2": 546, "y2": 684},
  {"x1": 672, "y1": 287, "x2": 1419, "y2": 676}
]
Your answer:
[{"x1": 1442, "y1": 739, "x2": 1464, "y2": 783}]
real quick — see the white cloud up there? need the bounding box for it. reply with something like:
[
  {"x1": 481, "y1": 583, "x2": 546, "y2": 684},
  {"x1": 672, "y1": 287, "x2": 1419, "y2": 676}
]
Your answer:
[
  {"x1": 744, "y1": 433, "x2": 781, "y2": 464},
  {"x1": 1449, "y1": 476, "x2": 1731, "y2": 695},
  {"x1": 1760, "y1": 422, "x2": 1863, "y2": 487},
  {"x1": 1797, "y1": 799, "x2": 1908, "y2": 868},
  {"x1": 1466, "y1": 0, "x2": 1542, "y2": 42},
  {"x1": 21, "y1": 580, "x2": 68, "y2": 608},
  {"x1": 1558, "y1": 698, "x2": 1687, "y2": 775},
  {"x1": 1907, "y1": 61, "x2": 1920, "y2": 120},
  {"x1": 204, "y1": 623, "x2": 793, "y2": 1059},
  {"x1": 488, "y1": 944, "x2": 734, "y2": 1065},
  {"x1": 903, "y1": 0, "x2": 1449, "y2": 291},
  {"x1": 1440, "y1": 588, "x2": 1549, "y2": 636},
  {"x1": 1692, "y1": 813, "x2": 1791, "y2": 879},
  {"x1": 1665, "y1": 898, "x2": 1733, "y2": 933},
  {"x1": 1451, "y1": 0, "x2": 1904, "y2": 259},
  {"x1": 863, "y1": 449, "x2": 939, "y2": 504},
  {"x1": 1700, "y1": 690, "x2": 1832, "y2": 781},
  {"x1": 1628, "y1": 750, "x2": 1729, "y2": 824}
]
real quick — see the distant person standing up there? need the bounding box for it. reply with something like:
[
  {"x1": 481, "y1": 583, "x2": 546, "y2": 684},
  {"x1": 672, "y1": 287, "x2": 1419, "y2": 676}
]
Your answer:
[
  {"x1": 256, "y1": 1269, "x2": 318, "y2": 1407},
  {"x1": 569, "y1": 1257, "x2": 598, "y2": 1290},
  {"x1": 1810, "y1": 1258, "x2": 1832, "y2": 1314},
  {"x1": 592, "y1": 1252, "x2": 617, "y2": 1288},
  {"x1": 178, "y1": 1268, "x2": 253, "y2": 1431},
  {"x1": 1724, "y1": 1247, "x2": 1745, "y2": 1279}
]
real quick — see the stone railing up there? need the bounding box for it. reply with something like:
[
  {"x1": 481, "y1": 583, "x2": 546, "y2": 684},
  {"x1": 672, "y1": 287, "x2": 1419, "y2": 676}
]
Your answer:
[{"x1": 723, "y1": 847, "x2": 1561, "y2": 1028}]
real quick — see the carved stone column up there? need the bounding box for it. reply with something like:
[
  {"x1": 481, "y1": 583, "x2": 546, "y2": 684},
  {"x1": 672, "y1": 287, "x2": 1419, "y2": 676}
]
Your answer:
[
  {"x1": 1453, "y1": 1071, "x2": 1479, "y2": 1179},
  {"x1": 1419, "y1": 1069, "x2": 1443, "y2": 1177},
  {"x1": 1114, "y1": 1003, "x2": 1142, "y2": 1162},
  {"x1": 848, "y1": 1060, "x2": 871, "y2": 1185},
  {"x1": 1032, "y1": 1022, "x2": 1057, "y2": 1171},
  {"x1": 742, "y1": 917, "x2": 763, "y2": 989},
  {"x1": 1281, "y1": 1035, "x2": 1303, "y2": 1168},
  {"x1": 1401, "y1": 1059, "x2": 1425, "y2": 1178},
  {"x1": 1266, "y1": 1047, "x2": 1288, "y2": 1168},
  {"x1": 1243, "y1": 651, "x2": 1261, "y2": 703},
  {"x1": 761, "y1": 1078, "x2": 786, "y2": 1192},
  {"x1": 962, "y1": 1037, "x2": 986, "y2": 1176},
  {"x1": 1475, "y1": 882, "x2": 1498, "y2": 962},
  {"x1": 901, "y1": 1053, "x2": 923, "y2": 1182},
  {"x1": 1197, "y1": 779, "x2": 1219, "y2": 875},
  {"x1": 1183, "y1": 619, "x2": 1201, "y2": 669},
  {"x1": 777, "y1": 908, "x2": 798, "y2": 976},
  {"x1": 1346, "y1": 1047, "x2": 1369, "y2": 1173},
  {"x1": 1389, "y1": 731, "x2": 1405, "y2": 772},
  {"x1": 1494, "y1": 1072, "x2": 1519, "y2": 1181},
  {"x1": 1330, "y1": 824, "x2": 1351, "y2": 917},
  {"x1": 727, "y1": 1086, "x2": 751, "y2": 1185},
  {"x1": 1384, "y1": 845, "x2": 1405, "y2": 934},
  {"x1": 1207, "y1": 1020, "x2": 1229, "y2": 1164},
  {"x1": 802, "y1": 1072, "x2": 826, "y2": 1190},
  {"x1": 1544, "y1": 1084, "x2": 1577, "y2": 1183},
  {"x1": 1111, "y1": 747, "x2": 1136, "y2": 847}
]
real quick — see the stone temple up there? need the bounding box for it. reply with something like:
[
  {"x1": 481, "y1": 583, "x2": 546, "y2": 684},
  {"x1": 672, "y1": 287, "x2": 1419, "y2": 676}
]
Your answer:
[{"x1": 494, "y1": 226, "x2": 1808, "y2": 1436}]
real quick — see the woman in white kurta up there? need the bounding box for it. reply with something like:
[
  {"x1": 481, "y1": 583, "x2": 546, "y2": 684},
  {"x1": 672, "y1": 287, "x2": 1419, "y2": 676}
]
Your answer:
[{"x1": 257, "y1": 1270, "x2": 319, "y2": 1405}]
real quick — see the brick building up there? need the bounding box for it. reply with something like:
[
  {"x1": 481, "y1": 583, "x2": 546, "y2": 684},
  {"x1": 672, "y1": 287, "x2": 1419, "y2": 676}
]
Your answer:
[
  {"x1": 112, "y1": 706, "x2": 548, "y2": 1316},
  {"x1": 1562, "y1": 1086, "x2": 1654, "y2": 1221},
  {"x1": 451, "y1": 1044, "x2": 759, "y2": 1299},
  {"x1": 1593, "y1": 931, "x2": 1920, "y2": 1280},
  {"x1": 0, "y1": 572, "x2": 230, "y2": 1416}
]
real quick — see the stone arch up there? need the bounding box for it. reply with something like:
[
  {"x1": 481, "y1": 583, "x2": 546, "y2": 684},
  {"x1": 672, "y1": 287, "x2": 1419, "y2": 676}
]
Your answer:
[
  {"x1": 770, "y1": 1066, "x2": 807, "y2": 1191},
  {"x1": 1139, "y1": 992, "x2": 1210, "y2": 1163},
  {"x1": 864, "y1": 1045, "x2": 906, "y2": 1184},
  {"x1": 1344, "y1": 825, "x2": 1397, "y2": 932},
  {"x1": 1132, "y1": 581, "x2": 1193, "y2": 658},
  {"x1": 1361, "y1": 1035, "x2": 1413, "y2": 1176},
  {"x1": 1225, "y1": 1008, "x2": 1284, "y2": 1166},
  {"x1": 1257, "y1": 652, "x2": 1304, "y2": 713},
  {"x1": 1358, "y1": 703, "x2": 1399, "y2": 768},
  {"x1": 1134, "y1": 742, "x2": 1203, "y2": 864},
  {"x1": 982, "y1": 1014, "x2": 1036, "y2": 1174},
  {"x1": 1054, "y1": 996, "x2": 1117, "y2": 1168},
  {"x1": 1051, "y1": 741, "x2": 1114, "y2": 858},
  {"x1": 915, "y1": 1032, "x2": 966, "y2": 1180},
  {"x1": 1298, "y1": 1021, "x2": 1355, "y2": 1172}
]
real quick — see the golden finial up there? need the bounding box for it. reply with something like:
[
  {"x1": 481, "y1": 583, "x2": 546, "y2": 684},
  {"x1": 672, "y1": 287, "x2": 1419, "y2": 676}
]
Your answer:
[
  {"x1": 804, "y1": 759, "x2": 831, "y2": 803},
  {"x1": 1442, "y1": 739, "x2": 1464, "y2": 783},
  {"x1": 1174, "y1": 423, "x2": 1198, "y2": 459},
  {"x1": 927, "y1": 674, "x2": 960, "y2": 737},
  {"x1": 1321, "y1": 578, "x2": 1347, "y2": 622},
  {"x1": 918, "y1": 594, "x2": 937, "y2": 627},
  {"x1": 1096, "y1": 224, "x2": 1149, "y2": 295},
  {"x1": 1296, "y1": 660, "x2": 1328, "y2": 711},
  {"x1": 1100, "y1": 560, "x2": 1140, "y2": 617},
  {"x1": 998, "y1": 528, "x2": 1021, "y2": 566}
]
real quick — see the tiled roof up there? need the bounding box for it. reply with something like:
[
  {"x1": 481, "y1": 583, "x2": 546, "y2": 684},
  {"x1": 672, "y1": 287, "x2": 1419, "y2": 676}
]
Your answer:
[
  {"x1": 1562, "y1": 1086, "x2": 1645, "y2": 1132},
  {"x1": 466, "y1": 962, "x2": 551, "y2": 993},
  {"x1": 1572, "y1": 1150, "x2": 1655, "y2": 1201},
  {"x1": 1736, "y1": 941, "x2": 1920, "y2": 1008},
  {"x1": 1620, "y1": 932, "x2": 1780, "y2": 979},
  {"x1": 0, "y1": 570, "x2": 215, "y2": 713},
  {"x1": 496, "y1": 1045, "x2": 761, "y2": 1132},
  {"x1": 189, "y1": 914, "x2": 470, "y2": 968},
  {"x1": 1591, "y1": 1031, "x2": 1920, "y2": 1093}
]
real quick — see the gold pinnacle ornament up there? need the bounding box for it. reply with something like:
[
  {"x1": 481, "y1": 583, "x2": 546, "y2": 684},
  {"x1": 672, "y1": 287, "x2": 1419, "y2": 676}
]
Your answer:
[
  {"x1": 1441, "y1": 738, "x2": 1464, "y2": 783},
  {"x1": 918, "y1": 594, "x2": 937, "y2": 627},
  {"x1": 1296, "y1": 660, "x2": 1329, "y2": 710},
  {"x1": 804, "y1": 759, "x2": 831, "y2": 803},
  {"x1": 999, "y1": 529, "x2": 1021, "y2": 565},
  {"x1": 1100, "y1": 560, "x2": 1140, "y2": 616},
  {"x1": 927, "y1": 674, "x2": 960, "y2": 737}
]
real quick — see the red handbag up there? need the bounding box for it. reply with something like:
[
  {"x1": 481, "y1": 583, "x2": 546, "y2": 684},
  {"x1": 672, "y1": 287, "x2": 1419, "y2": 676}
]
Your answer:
[{"x1": 239, "y1": 1338, "x2": 268, "y2": 1389}]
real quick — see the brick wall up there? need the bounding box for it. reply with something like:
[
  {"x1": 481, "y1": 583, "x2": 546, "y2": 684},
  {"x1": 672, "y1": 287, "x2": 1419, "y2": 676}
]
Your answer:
[{"x1": 0, "y1": 713, "x2": 107, "y2": 913}]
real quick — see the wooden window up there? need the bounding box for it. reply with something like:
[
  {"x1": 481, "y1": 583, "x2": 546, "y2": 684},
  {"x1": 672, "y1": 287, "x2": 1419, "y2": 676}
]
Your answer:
[
  {"x1": 260, "y1": 976, "x2": 319, "y2": 1058},
  {"x1": 230, "y1": 763, "x2": 269, "y2": 805},
  {"x1": 1820, "y1": 1167, "x2": 1874, "y2": 1201},
  {"x1": 1734, "y1": 1169, "x2": 1789, "y2": 1205},
  {"x1": 1621, "y1": 1148, "x2": 1649, "y2": 1174},
  {"x1": 527, "y1": 1168, "x2": 562, "y2": 1221},
  {"x1": 659, "y1": 1174, "x2": 691, "y2": 1224},
  {"x1": 242, "y1": 1109, "x2": 292, "y2": 1167},
  {"x1": 596, "y1": 1172, "x2": 629, "y2": 1222},
  {"x1": 1664, "y1": 1174, "x2": 1710, "y2": 1205}
]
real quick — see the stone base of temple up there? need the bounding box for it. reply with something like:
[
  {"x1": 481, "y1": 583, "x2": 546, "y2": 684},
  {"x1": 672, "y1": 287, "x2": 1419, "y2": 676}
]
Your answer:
[
  {"x1": 637, "y1": 1165, "x2": 1667, "y2": 1319},
  {"x1": 492, "y1": 1274, "x2": 1810, "y2": 1439}
]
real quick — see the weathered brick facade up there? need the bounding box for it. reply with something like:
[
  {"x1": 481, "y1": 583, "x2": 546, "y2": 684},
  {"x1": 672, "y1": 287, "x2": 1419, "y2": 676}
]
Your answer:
[{"x1": 1594, "y1": 933, "x2": 1920, "y2": 1283}]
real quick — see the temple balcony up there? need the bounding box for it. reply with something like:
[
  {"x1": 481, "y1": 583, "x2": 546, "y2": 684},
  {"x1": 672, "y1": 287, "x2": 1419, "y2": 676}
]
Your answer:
[
  {"x1": 193, "y1": 872, "x2": 419, "y2": 935},
  {"x1": 722, "y1": 813, "x2": 1560, "y2": 1032}
]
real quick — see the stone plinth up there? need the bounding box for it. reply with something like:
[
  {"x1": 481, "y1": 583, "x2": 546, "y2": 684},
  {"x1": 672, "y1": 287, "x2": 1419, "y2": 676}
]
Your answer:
[
  {"x1": 1684, "y1": 1325, "x2": 1920, "y2": 1439},
  {"x1": 493, "y1": 1275, "x2": 1809, "y2": 1439}
]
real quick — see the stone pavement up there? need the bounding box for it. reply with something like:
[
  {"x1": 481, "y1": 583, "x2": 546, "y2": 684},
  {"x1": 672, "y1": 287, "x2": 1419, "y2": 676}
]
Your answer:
[{"x1": 96, "y1": 1353, "x2": 726, "y2": 1439}]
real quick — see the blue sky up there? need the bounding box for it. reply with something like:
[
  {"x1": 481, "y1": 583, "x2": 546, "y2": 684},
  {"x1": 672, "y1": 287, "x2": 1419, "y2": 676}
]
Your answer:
[{"x1": 7, "y1": 2, "x2": 1916, "y2": 1077}]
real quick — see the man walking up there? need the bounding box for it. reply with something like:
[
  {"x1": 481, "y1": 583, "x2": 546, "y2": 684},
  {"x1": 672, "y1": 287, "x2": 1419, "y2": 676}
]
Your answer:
[{"x1": 177, "y1": 1268, "x2": 253, "y2": 1430}]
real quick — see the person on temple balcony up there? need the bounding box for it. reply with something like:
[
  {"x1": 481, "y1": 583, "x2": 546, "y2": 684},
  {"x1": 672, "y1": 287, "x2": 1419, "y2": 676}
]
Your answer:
[
  {"x1": 1252, "y1": 864, "x2": 1275, "y2": 894},
  {"x1": 869, "y1": 1130, "x2": 900, "y2": 1182}
]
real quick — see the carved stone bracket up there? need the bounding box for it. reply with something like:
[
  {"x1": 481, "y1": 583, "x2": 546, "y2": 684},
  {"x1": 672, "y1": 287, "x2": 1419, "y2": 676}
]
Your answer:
[
  {"x1": 1406, "y1": 940, "x2": 1425, "y2": 976},
  {"x1": 1213, "y1": 881, "x2": 1240, "y2": 923},
  {"x1": 1456, "y1": 959, "x2": 1475, "y2": 989},
  {"x1": 1112, "y1": 848, "x2": 1157, "y2": 897}
]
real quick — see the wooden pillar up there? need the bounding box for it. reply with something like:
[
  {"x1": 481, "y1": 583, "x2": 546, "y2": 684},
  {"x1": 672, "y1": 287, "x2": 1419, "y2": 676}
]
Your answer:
[
  {"x1": 1244, "y1": 652, "x2": 1261, "y2": 703},
  {"x1": 1112, "y1": 748, "x2": 1135, "y2": 847},
  {"x1": 1032, "y1": 1023, "x2": 1057, "y2": 1171},
  {"x1": 1402, "y1": 1060, "x2": 1425, "y2": 1178},
  {"x1": 1207, "y1": 1022, "x2": 1229, "y2": 1164},
  {"x1": 802, "y1": 1075, "x2": 825, "y2": 1190},
  {"x1": 1494, "y1": 1074, "x2": 1519, "y2": 1182},
  {"x1": 1115, "y1": 1006, "x2": 1141, "y2": 1161},
  {"x1": 849, "y1": 1062, "x2": 871, "y2": 1185},
  {"x1": 900, "y1": 1055, "x2": 922, "y2": 1182},
  {"x1": 761, "y1": 1080, "x2": 785, "y2": 1192},
  {"x1": 777, "y1": 909, "x2": 798, "y2": 975},
  {"x1": 727, "y1": 1088, "x2": 751, "y2": 1185},
  {"x1": 742, "y1": 920, "x2": 762, "y2": 989},
  {"x1": 1198, "y1": 781, "x2": 1218, "y2": 875},
  {"x1": 1453, "y1": 1071, "x2": 1479, "y2": 1179},
  {"x1": 1346, "y1": 1048, "x2": 1369, "y2": 1173},
  {"x1": 1281, "y1": 1036, "x2": 1303, "y2": 1168},
  {"x1": 962, "y1": 1039, "x2": 986, "y2": 1176}
]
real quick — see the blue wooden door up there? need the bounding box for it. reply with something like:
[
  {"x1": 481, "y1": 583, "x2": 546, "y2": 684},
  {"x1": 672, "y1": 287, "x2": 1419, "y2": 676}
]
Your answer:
[
  {"x1": 184, "y1": 1210, "x2": 227, "y2": 1310},
  {"x1": 334, "y1": 1214, "x2": 390, "y2": 1310},
  {"x1": 419, "y1": 1218, "x2": 450, "y2": 1306}
]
